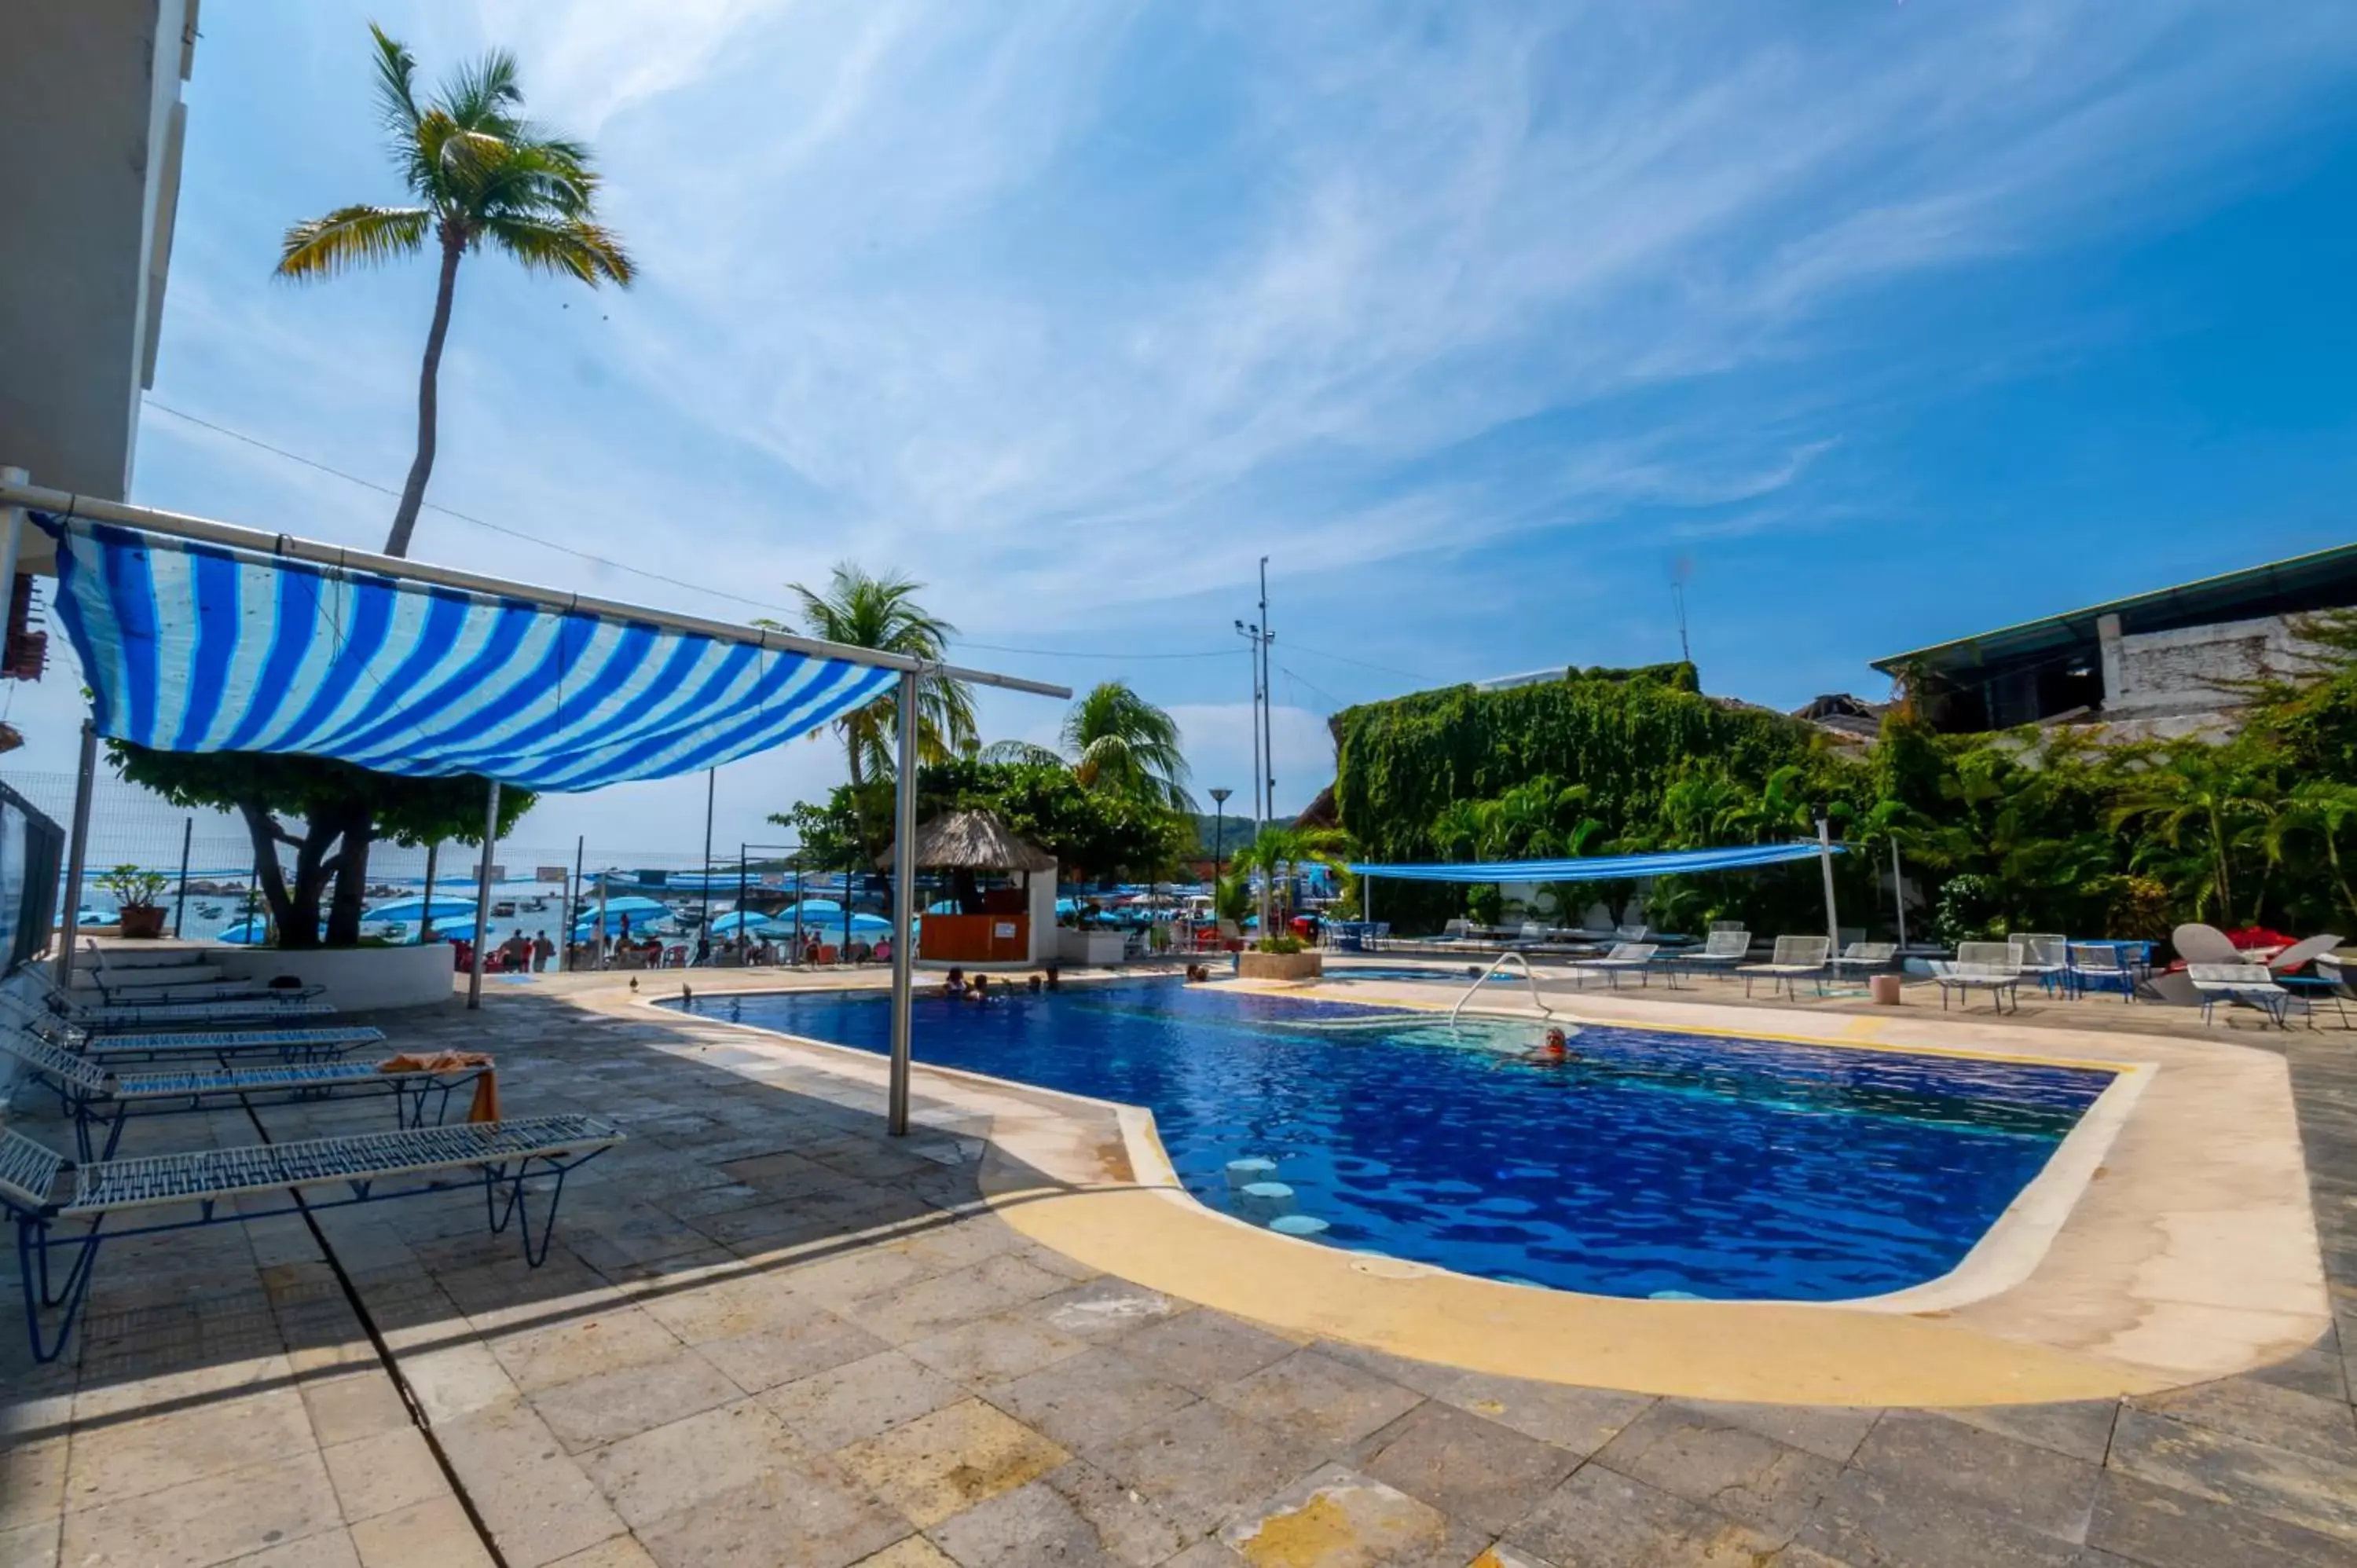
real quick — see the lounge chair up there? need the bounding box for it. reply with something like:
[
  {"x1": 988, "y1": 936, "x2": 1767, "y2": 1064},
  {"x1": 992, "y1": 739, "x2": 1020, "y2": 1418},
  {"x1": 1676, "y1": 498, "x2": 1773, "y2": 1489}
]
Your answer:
[
  {"x1": 1928, "y1": 960, "x2": 2022, "y2": 1013},
  {"x1": 1827, "y1": 941, "x2": 1897, "y2": 979},
  {"x1": 1739, "y1": 936, "x2": 1832, "y2": 999},
  {"x1": 2, "y1": 993, "x2": 379, "y2": 1065},
  {"x1": 0, "y1": 1116, "x2": 621, "y2": 1361},
  {"x1": 2171, "y1": 924, "x2": 2242, "y2": 965},
  {"x1": 0, "y1": 1028, "x2": 486, "y2": 1161},
  {"x1": 2188, "y1": 963, "x2": 2300, "y2": 1029},
  {"x1": 2267, "y1": 933, "x2": 2347, "y2": 973},
  {"x1": 1615, "y1": 923, "x2": 1651, "y2": 943},
  {"x1": 2065, "y1": 942, "x2": 2136, "y2": 1001},
  {"x1": 2011, "y1": 934, "x2": 2069, "y2": 995},
  {"x1": 2307, "y1": 957, "x2": 2356, "y2": 1028},
  {"x1": 1568, "y1": 943, "x2": 1660, "y2": 990},
  {"x1": 28, "y1": 972, "x2": 336, "y2": 1032},
  {"x1": 1664, "y1": 929, "x2": 1748, "y2": 985},
  {"x1": 1954, "y1": 940, "x2": 2019, "y2": 970}
]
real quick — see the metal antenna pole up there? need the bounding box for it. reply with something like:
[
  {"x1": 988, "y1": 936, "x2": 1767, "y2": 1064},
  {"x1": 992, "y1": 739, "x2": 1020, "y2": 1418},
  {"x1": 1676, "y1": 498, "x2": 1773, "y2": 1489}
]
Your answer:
[
  {"x1": 564, "y1": 833, "x2": 584, "y2": 972},
  {"x1": 888, "y1": 669, "x2": 920, "y2": 1136},
  {"x1": 1259, "y1": 556, "x2": 1275, "y2": 827}
]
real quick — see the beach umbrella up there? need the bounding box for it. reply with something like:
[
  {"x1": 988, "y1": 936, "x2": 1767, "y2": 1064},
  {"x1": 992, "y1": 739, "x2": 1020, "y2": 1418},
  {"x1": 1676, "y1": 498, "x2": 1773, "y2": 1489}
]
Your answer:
[
  {"x1": 709, "y1": 910, "x2": 774, "y2": 935},
  {"x1": 925, "y1": 899, "x2": 963, "y2": 914},
  {"x1": 779, "y1": 897, "x2": 845, "y2": 916},
  {"x1": 594, "y1": 896, "x2": 673, "y2": 920},
  {"x1": 365, "y1": 893, "x2": 478, "y2": 923}
]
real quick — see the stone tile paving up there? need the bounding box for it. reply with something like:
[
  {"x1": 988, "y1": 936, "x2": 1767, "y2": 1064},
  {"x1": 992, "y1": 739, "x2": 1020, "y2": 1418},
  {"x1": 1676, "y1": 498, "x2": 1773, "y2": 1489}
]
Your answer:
[{"x1": 2, "y1": 983, "x2": 2355, "y2": 1566}]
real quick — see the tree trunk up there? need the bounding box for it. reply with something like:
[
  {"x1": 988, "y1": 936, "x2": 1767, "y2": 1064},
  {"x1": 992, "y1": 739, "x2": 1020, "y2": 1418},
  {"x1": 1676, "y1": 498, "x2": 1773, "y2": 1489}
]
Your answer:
[
  {"x1": 237, "y1": 803, "x2": 303, "y2": 946},
  {"x1": 385, "y1": 230, "x2": 465, "y2": 559},
  {"x1": 324, "y1": 804, "x2": 373, "y2": 946}
]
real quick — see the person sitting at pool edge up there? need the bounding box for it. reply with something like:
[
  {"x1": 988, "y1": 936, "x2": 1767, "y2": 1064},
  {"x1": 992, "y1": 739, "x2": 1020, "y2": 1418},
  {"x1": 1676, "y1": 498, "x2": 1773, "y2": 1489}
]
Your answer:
[
  {"x1": 943, "y1": 967, "x2": 967, "y2": 998},
  {"x1": 970, "y1": 973, "x2": 992, "y2": 1001}
]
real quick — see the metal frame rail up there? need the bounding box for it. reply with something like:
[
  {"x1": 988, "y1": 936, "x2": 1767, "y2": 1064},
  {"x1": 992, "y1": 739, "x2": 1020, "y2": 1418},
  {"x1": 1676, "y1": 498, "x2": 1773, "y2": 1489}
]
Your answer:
[
  {"x1": 0, "y1": 1116, "x2": 621, "y2": 1363},
  {"x1": 1449, "y1": 950, "x2": 1560, "y2": 1028}
]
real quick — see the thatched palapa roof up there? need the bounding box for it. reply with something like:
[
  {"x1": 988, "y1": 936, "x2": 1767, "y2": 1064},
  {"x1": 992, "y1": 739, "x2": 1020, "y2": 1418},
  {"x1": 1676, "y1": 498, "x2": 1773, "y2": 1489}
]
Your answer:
[{"x1": 878, "y1": 808, "x2": 1058, "y2": 873}]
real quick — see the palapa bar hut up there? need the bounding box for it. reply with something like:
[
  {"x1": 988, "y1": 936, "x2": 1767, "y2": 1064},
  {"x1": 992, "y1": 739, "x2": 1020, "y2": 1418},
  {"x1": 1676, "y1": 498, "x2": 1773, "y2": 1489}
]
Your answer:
[{"x1": 880, "y1": 808, "x2": 1061, "y2": 965}]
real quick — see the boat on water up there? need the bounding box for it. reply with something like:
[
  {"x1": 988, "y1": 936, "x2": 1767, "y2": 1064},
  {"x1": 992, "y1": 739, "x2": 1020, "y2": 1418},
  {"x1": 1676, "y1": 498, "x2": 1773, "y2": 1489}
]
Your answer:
[{"x1": 492, "y1": 900, "x2": 516, "y2": 918}]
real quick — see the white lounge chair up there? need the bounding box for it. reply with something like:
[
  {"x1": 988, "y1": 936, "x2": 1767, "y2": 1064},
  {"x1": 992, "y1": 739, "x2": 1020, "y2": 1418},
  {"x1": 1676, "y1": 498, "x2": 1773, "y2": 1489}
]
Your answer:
[
  {"x1": 1739, "y1": 936, "x2": 1831, "y2": 999},
  {"x1": 1928, "y1": 960, "x2": 2022, "y2": 1013},
  {"x1": 1827, "y1": 941, "x2": 1897, "y2": 978},
  {"x1": 1954, "y1": 940, "x2": 2019, "y2": 970},
  {"x1": 2188, "y1": 963, "x2": 2300, "y2": 1028},
  {"x1": 2011, "y1": 934, "x2": 2069, "y2": 995},
  {"x1": 1664, "y1": 929, "x2": 1748, "y2": 984},
  {"x1": 1569, "y1": 943, "x2": 1660, "y2": 990},
  {"x1": 2064, "y1": 942, "x2": 2136, "y2": 1001}
]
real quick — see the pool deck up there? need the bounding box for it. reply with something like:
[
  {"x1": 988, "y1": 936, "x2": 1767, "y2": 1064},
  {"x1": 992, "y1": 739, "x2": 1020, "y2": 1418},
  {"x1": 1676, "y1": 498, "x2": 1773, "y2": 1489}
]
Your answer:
[{"x1": 3, "y1": 962, "x2": 2354, "y2": 1566}]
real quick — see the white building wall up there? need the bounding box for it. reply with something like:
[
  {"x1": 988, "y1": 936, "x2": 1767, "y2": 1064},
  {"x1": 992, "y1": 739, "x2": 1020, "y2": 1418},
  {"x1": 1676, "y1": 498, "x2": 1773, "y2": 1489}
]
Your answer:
[{"x1": 2095, "y1": 611, "x2": 2319, "y2": 740}]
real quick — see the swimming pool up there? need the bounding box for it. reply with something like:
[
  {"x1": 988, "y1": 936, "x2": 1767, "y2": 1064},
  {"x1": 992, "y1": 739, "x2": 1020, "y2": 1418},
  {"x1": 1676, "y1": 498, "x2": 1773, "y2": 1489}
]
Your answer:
[{"x1": 665, "y1": 981, "x2": 2111, "y2": 1302}]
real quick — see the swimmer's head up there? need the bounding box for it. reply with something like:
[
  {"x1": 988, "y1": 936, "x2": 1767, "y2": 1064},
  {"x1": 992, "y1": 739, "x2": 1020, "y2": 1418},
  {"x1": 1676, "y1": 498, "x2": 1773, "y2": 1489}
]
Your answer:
[{"x1": 1543, "y1": 1027, "x2": 1568, "y2": 1053}]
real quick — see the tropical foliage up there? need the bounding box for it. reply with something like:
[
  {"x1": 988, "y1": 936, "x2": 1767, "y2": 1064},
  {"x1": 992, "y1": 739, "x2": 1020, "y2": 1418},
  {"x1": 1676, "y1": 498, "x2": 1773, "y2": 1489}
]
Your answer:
[
  {"x1": 280, "y1": 25, "x2": 634, "y2": 558},
  {"x1": 109, "y1": 746, "x2": 531, "y2": 948},
  {"x1": 984, "y1": 681, "x2": 1195, "y2": 813},
  {"x1": 1332, "y1": 623, "x2": 2357, "y2": 947},
  {"x1": 775, "y1": 757, "x2": 1185, "y2": 888},
  {"x1": 778, "y1": 563, "x2": 977, "y2": 858}
]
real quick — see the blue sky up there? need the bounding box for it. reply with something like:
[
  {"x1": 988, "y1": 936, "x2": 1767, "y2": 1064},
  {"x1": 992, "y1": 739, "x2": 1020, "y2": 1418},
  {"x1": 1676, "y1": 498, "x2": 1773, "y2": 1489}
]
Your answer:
[{"x1": 17, "y1": 1, "x2": 2357, "y2": 857}]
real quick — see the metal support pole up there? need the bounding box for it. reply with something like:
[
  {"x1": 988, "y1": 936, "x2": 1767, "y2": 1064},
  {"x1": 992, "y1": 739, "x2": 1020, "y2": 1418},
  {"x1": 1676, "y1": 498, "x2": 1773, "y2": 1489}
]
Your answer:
[
  {"x1": 565, "y1": 833, "x2": 584, "y2": 973},
  {"x1": 171, "y1": 816, "x2": 192, "y2": 938},
  {"x1": 1817, "y1": 815, "x2": 1840, "y2": 957},
  {"x1": 54, "y1": 721, "x2": 97, "y2": 990},
  {"x1": 467, "y1": 780, "x2": 500, "y2": 1010},
  {"x1": 0, "y1": 467, "x2": 27, "y2": 681},
  {"x1": 596, "y1": 869, "x2": 610, "y2": 969},
  {"x1": 794, "y1": 854, "x2": 805, "y2": 960},
  {"x1": 737, "y1": 844, "x2": 748, "y2": 966},
  {"x1": 1891, "y1": 838, "x2": 1908, "y2": 951},
  {"x1": 888, "y1": 669, "x2": 920, "y2": 1135},
  {"x1": 698, "y1": 767, "x2": 717, "y2": 963}
]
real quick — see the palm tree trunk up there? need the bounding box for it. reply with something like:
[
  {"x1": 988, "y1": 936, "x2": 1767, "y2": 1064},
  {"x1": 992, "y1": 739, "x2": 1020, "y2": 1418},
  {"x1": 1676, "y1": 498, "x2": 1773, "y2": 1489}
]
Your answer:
[{"x1": 386, "y1": 230, "x2": 464, "y2": 559}]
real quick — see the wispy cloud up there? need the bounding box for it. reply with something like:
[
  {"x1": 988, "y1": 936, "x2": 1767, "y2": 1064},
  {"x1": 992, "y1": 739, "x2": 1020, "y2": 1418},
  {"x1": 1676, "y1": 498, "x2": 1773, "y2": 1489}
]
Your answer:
[{"x1": 103, "y1": 0, "x2": 2357, "y2": 836}]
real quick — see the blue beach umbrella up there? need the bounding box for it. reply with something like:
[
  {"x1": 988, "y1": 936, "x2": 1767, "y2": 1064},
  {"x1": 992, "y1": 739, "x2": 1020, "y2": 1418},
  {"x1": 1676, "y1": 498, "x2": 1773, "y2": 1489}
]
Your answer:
[{"x1": 365, "y1": 893, "x2": 479, "y2": 923}]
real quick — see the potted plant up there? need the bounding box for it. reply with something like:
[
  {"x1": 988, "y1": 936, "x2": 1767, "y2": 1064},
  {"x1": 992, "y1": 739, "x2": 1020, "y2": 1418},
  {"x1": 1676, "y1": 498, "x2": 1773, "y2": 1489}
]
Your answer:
[
  {"x1": 1237, "y1": 932, "x2": 1323, "y2": 982},
  {"x1": 96, "y1": 864, "x2": 171, "y2": 939}
]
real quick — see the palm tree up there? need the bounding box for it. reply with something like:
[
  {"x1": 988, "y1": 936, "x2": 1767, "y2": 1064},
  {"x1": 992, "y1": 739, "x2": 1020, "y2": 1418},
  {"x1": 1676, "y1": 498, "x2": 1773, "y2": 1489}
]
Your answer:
[
  {"x1": 984, "y1": 682, "x2": 1195, "y2": 813},
  {"x1": 278, "y1": 26, "x2": 634, "y2": 558},
  {"x1": 2112, "y1": 741, "x2": 2278, "y2": 925},
  {"x1": 783, "y1": 564, "x2": 977, "y2": 854},
  {"x1": 1231, "y1": 824, "x2": 1352, "y2": 935}
]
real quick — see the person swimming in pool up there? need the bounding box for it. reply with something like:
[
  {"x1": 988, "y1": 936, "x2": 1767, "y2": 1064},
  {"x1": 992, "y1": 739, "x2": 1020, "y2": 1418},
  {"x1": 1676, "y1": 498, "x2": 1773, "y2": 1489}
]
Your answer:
[
  {"x1": 943, "y1": 967, "x2": 968, "y2": 998},
  {"x1": 1519, "y1": 1025, "x2": 1579, "y2": 1065}
]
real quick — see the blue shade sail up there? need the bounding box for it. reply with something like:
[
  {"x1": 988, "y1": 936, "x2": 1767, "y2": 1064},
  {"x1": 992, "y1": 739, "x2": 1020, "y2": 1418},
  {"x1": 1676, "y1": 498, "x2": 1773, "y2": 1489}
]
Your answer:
[
  {"x1": 1347, "y1": 841, "x2": 1840, "y2": 882},
  {"x1": 40, "y1": 516, "x2": 898, "y2": 792}
]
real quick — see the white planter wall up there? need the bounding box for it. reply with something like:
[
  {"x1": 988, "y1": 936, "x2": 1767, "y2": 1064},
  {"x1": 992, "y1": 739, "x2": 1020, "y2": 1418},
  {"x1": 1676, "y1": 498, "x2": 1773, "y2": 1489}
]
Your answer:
[{"x1": 212, "y1": 942, "x2": 455, "y2": 1012}]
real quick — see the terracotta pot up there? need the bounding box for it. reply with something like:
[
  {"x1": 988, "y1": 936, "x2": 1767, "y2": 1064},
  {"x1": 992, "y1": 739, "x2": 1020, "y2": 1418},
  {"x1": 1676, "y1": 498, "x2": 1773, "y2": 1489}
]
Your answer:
[
  {"x1": 1868, "y1": 973, "x2": 1903, "y2": 1006},
  {"x1": 117, "y1": 905, "x2": 167, "y2": 940}
]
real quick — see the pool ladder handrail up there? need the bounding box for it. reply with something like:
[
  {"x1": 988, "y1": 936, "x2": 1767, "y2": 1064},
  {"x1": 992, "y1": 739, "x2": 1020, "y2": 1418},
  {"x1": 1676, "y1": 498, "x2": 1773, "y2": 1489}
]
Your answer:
[{"x1": 1449, "y1": 950, "x2": 1558, "y2": 1028}]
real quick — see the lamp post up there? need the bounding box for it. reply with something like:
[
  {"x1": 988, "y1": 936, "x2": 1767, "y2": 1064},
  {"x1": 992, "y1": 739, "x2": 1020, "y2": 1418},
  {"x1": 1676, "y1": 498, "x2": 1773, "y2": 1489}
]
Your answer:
[
  {"x1": 1209, "y1": 787, "x2": 1232, "y2": 886},
  {"x1": 1812, "y1": 804, "x2": 1840, "y2": 956}
]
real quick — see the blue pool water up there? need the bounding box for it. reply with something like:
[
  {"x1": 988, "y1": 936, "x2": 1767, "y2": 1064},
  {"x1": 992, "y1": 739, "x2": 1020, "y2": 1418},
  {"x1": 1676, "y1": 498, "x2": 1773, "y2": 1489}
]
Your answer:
[{"x1": 666, "y1": 982, "x2": 2110, "y2": 1302}]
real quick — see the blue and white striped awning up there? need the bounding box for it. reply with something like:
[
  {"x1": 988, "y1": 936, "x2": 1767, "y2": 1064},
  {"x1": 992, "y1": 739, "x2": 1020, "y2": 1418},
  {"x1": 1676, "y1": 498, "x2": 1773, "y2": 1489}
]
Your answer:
[
  {"x1": 40, "y1": 515, "x2": 899, "y2": 792},
  {"x1": 1348, "y1": 841, "x2": 1838, "y2": 882}
]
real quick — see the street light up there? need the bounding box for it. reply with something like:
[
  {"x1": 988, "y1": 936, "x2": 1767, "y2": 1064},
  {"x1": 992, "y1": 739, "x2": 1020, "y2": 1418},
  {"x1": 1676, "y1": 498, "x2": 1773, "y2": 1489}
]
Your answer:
[{"x1": 1209, "y1": 787, "x2": 1232, "y2": 885}]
